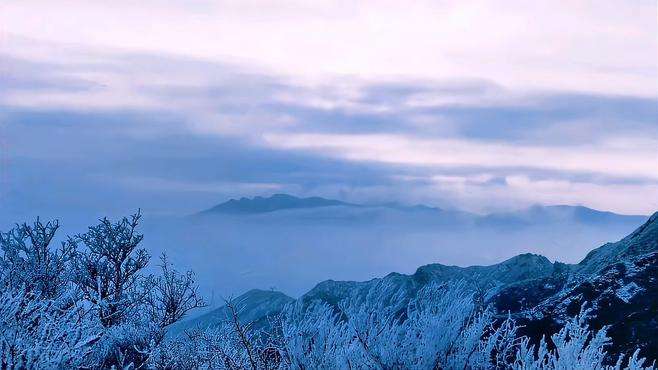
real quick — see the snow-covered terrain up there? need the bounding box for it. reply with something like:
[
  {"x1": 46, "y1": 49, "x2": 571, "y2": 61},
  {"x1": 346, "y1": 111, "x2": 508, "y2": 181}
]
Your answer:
[
  {"x1": 1, "y1": 205, "x2": 655, "y2": 368},
  {"x1": 172, "y1": 210, "x2": 658, "y2": 365}
]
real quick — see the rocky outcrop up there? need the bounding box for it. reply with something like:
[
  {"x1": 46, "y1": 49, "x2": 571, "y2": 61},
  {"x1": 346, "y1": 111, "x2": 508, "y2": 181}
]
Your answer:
[{"x1": 489, "y1": 212, "x2": 658, "y2": 362}]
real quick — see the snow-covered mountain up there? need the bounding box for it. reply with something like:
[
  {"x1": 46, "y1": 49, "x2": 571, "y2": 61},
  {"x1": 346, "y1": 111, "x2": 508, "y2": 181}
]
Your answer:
[{"x1": 171, "y1": 212, "x2": 658, "y2": 362}]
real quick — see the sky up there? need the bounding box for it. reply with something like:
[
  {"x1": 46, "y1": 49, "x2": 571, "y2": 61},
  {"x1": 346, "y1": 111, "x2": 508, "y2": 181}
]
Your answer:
[{"x1": 0, "y1": 0, "x2": 657, "y2": 224}]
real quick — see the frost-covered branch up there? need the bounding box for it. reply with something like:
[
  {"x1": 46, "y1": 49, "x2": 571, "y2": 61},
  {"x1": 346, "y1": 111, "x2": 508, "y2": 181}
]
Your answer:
[
  {"x1": 143, "y1": 253, "x2": 206, "y2": 329},
  {"x1": 71, "y1": 211, "x2": 149, "y2": 327}
]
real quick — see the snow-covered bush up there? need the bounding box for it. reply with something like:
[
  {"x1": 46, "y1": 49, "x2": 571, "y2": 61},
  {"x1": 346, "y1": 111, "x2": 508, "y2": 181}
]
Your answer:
[
  {"x1": 513, "y1": 307, "x2": 655, "y2": 370},
  {"x1": 0, "y1": 213, "x2": 204, "y2": 369},
  {"x1": 0, "y1": 219, "x2": 99, "y2": 369},
  {"x1": 0, "y1": 289, "x2": 101, "y2": 369},
  {"x1": 71, "y1": 211, "x2": 150, "y2": 328},
  {"x1": 0, "y1": 219, "x2": 75, "y2": 299},
  {"x1": 169, "y1": 283, "x2": 653, "y2": 370},
  {"x1": 143, "y1": 254, "x2": 205, "y2": 329},
  {"x1": 280, "y1": 281, "x2": 520, "y2": 369},
  {"x1": 153, "y1": 299, "x2": 284, "y2": 369},
  {"x1": 281, "y1": 300, "x2": 360, "y2": 368}
]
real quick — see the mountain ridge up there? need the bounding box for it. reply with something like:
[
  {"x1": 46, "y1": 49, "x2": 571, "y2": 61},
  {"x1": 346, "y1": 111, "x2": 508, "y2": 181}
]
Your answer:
[
  {"x1": 199, "y1": 194, "x2": 355, "y2": 215},
  {"x1": 172, "y1": 211, "x2": 658, "y2": 361},
  {"x1": 197, "y1": 194, "x2": 646, "y2": 221},
  {"x1": 168, "y1": 289, "x2": 294, "y2": 334}
]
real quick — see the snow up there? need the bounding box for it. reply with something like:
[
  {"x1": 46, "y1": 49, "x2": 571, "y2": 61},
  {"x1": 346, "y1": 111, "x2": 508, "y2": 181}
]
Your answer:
[{"x1": 616, "y1": 282, "x2": 644, "y2": 304}]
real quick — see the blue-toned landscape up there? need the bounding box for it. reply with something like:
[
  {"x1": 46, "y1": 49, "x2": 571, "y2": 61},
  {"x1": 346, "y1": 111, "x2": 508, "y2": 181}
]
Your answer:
[{"x1": 1, "y1": 1, "x2": 656, "y2": 369}]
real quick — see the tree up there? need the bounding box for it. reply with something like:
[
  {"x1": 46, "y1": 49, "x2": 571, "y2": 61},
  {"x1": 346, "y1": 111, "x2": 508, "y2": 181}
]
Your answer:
[
  {"x1": 0, "y1": 218, "x2": 75, "y2": 299},
  {"x1": 71, "y1": 211, "x2": 149, "y2": 327},
  {"x1": 143, "y1": 253, "x2": 205, "y2": 329}
]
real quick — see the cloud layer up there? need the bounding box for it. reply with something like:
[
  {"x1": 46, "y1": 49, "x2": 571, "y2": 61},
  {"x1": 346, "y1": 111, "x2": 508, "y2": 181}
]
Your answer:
[
  {"x1": 2, "y1": 0, "x2": 655, "y2": 96},
  {"x1": 0, "y1": 1, "x2": 656, "y2": 221}
]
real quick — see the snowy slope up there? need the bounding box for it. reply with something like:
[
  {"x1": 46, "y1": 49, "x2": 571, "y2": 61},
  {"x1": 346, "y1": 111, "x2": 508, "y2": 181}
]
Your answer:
[
  {"x1": 173, "y1": 212, "x2": 658, "y2": 362},
  {"x1": 169, "y1": 289, "x2": 294, "y2": 335}
]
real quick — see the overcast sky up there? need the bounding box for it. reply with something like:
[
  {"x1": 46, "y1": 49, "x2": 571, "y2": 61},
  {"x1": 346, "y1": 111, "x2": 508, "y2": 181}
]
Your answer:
[{"x1": 0, "y1": 0, "x2": 656, "y2": 222}]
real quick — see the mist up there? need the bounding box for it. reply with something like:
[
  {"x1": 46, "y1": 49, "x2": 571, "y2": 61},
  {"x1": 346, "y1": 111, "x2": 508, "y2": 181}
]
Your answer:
[{"x1": 137, "y1": 205, "x2": 642, "y2": 301}]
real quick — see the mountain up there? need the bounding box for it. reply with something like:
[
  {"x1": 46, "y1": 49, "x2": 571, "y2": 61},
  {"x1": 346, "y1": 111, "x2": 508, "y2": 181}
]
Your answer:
[
  {"x1": 172, "y1": 212, "x2": 658, "y2": 362},
  {"x1": 492, "y1": 212, "x2": 658, "y2": 360},
  {"x1": 169, "y1": 289, "x2": 294, "y2": 335},
  {"x1": 197, "y1": 194, "x2": 453, "y2": 217},
  {"x1": 477, "y1": 204, "x2": 646, "y2": 228},
  {"x1": 199, "y1": 194, "x2": 355, "y2": 215},
  {"x1": 199, "y1": 194, "x2": 644, "y2": 225},
  {"x1": 298, "y1": 253, "x2": 560, "y2": 307}
]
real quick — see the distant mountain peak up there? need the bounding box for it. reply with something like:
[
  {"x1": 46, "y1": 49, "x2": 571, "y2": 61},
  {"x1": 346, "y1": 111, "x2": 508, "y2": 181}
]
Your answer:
[
  {"x1": 200, "y1": 194, "x2": 354, "y2": 214},
  {"x1": 479, "y1": 204, "x2": 646, "y2": 228},
  {"x1": 198, "y1": 194, "x2": 447, "y2": 216},
  {"x1": 198, "y1": 194, "x2": 643, "y2": 223},
  {"x1": 374, "y1": 201, "x2": 442, "y2": 212}
]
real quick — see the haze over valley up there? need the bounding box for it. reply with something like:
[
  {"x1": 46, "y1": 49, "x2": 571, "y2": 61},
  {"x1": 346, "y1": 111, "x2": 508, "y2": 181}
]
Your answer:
[{"x1": 138, "y1": 194, "x2": 646, "y2": 299}]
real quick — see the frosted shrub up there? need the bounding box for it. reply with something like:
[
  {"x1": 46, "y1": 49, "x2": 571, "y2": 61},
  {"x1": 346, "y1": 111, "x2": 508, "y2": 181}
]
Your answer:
[
  {"x1": 513, "y1": 308, "x2": 655, "y2": 370},
  {"x1": 153, "y1": 299, "x2": 282, "y2": 369},
  {"x1": 71, "y1": 212, "x2": 150, "y2": 328},
  {"x1": 86, "y1": 316, "x2": 160, "y2": 368},
  {"x1": 0, "y1": 219, "x2": 100, "y2": 369},
  {"x1": 263, "y1": 283, "x2": 653, "y2": 369},
  {"x1": 0, "y1": 214, "x2": 204, "y2": 369},
  {"x1": 282, "y1": 301, "x2": 362, "y2": 369},
  {"x1": 0, "y1": 219, "x2": 75, "y2": 299},
  {"x1": 280, "y1": 282, "x2": 521, "y2": 369},
  {"x1": 0, "y1": 289, "x2": 101, "y2": 369}
]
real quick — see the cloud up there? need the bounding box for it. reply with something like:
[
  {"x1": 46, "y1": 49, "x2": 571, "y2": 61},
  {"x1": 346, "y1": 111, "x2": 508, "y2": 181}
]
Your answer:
[
  {"x1": 1, "y1": 1, "x2": 655, "y2": 96},
  {"x1": 0, "y1": 34, "x2": 656, "y2": 217},
  {"x1": 263, "y1": 132, "x2": 657, "y2": 181},
  {"x1": 0, "y1": 108, "x2": 403, "y2": 223}
]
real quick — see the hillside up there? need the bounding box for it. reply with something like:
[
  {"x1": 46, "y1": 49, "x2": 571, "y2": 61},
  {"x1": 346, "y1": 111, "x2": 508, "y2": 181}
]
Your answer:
[
  {"x1": 173, "y1": 212, "x2": 658, "y2": 362},
  {"x1": 169, "y1": 289, "x2": 294, "y2": 335}
]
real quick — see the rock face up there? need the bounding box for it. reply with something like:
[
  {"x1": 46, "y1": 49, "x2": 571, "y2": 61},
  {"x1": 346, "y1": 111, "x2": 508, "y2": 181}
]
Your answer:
[
  {"x1": 490, "y1": 212, "x2": 658, "y2": 362},
  {"x1": 301, "y1": 212, "x2": 657, "y2": 362}
]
